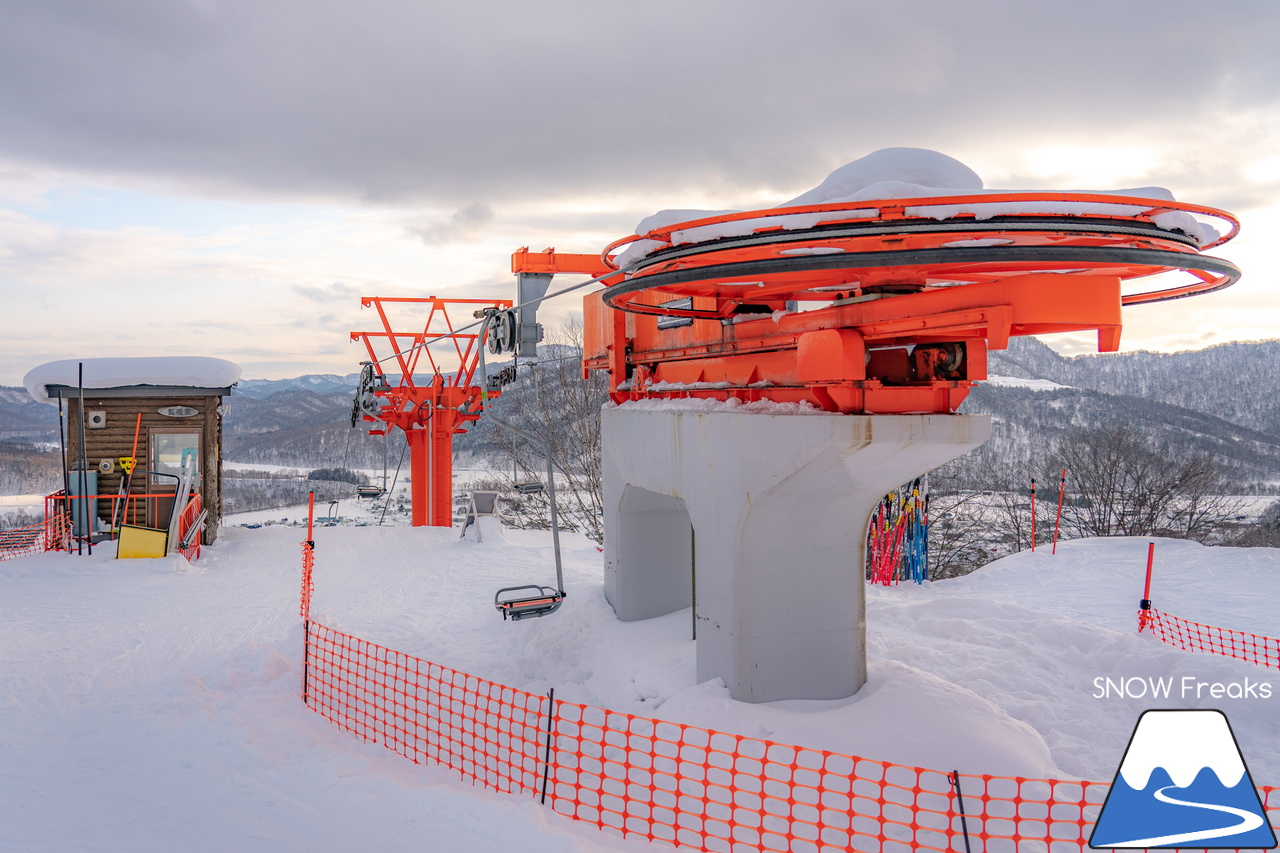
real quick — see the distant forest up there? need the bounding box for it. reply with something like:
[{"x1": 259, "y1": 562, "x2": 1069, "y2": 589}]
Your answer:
[{"x1": 2, "y1": 338, "x2": 1278, "y2": 532}]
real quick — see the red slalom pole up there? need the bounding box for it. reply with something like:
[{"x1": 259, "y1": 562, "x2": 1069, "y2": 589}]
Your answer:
[
  {"x1": 1139, "y1": 542, "x2": 1156, "y2": 633},
  {"x1": 1052, "y1": 468, "x2": 1066, "y2": 554},
  {"x1": 1030, "y1": 477, "x2": 1037, "y2": 552}
]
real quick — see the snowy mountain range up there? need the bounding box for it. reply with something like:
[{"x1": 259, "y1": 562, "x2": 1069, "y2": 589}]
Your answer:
[
  {"x1": 986, "y1": 338, "x2": 1280, "y2": 438},
  {"x1": 2, "y1": 339, "x2": 1278, "y2": 479}
]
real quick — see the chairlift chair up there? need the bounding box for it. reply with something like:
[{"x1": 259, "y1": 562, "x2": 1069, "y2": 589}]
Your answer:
[{"x1": 494, "y1": 584, "x2": 565, "y2": 621}]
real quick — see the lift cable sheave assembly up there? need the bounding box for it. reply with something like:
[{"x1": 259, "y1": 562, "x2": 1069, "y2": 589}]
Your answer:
[
  {"x1": 348, "y1": 265, "x2": 642, "y2": 529},
  {"x1": 350, "y1": 296, "x2": 513, "y2": 528},
  {"x1": 597, "y1": 192, "x2": 1239, "y2": 315},
  {"x1": 505, "y1": 190, "x2": 1244, "y2": 416}
]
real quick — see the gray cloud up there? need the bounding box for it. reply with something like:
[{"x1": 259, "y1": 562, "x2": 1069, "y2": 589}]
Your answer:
[
  {"x1": 407, "y1": 202, "x2": 494, "y2": 246},
  {"x1": 0, "y1": 1, "x2": 1276, "y2": 209},
  {"x1": 290, "y1": 281, "x2": 363, "y2": 303}
]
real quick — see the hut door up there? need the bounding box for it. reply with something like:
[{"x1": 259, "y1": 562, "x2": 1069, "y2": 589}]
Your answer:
[{"x1": 149, "y1": 429, "x2": 201, "y2": 529}]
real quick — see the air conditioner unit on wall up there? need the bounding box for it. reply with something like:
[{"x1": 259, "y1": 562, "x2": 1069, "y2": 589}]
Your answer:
[{"x1": 86, "y1": 411, "x2": 107, "y2": 429}]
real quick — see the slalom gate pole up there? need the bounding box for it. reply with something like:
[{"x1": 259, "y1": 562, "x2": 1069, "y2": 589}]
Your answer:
[
  {"x1": 889, "y1": 509, "x2": 909, "y2": 585},
  {"x1": 302, "y1": 491, "x2": 316, "y2": 702},
  {"x1": 1052, "y1": 468, "x2": 1066, "y2": 554},
  {"x1": 869, "y1": 497, "x2": 886, "y2": 584},
  {"x1": 907, "y1": 481, "x2": 922, "y2": 583},
  {"x1": 1138, "y1": 541, "x2": 1155, "y2": 633},
  {"x1": 1029, "y1": 477, "x2": 1036, "y2": 553},
  {"x1": 921, "y1": 483, "x2": 930, "y2": 582}
]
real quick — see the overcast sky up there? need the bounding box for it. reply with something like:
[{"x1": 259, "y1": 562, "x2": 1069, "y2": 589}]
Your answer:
[{"x1": 2, "y1": 0, "x2": 1277, "y2": 383}]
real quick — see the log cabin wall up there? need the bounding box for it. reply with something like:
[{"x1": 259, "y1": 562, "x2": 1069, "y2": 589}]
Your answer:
[{"x1": 63, "y1": 394, "x2": 225, "y2": 544}]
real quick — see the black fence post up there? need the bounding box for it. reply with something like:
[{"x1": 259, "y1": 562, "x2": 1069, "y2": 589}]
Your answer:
[
  {"x1": 949, "y1": 770, "x2": 973, "y2": 853},
  {"x1": 540, "y1": 688, "x2": 557, "y2": 805}
]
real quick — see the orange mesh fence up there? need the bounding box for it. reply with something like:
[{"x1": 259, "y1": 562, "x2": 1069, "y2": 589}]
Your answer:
[
  {"x1": 546, "y1": 702, "x2": 1137, "y2": 852},
  {"x1": 303, "y1": 620, "x2": 550, "y2": 797},
  {"x1": 44, "y1": 493, "x2": 72, "y2": 553},
  {"x1": 1140, "y1": 606, "x2": 1280, "y2": 671},
  {"x1": 299, "y1": 540, "x2": 314, "y2": 620},
  {"x1": 0, "y1": 518, "x2": 51, "y2": 561},
  {"x1": 298, "y1": 550, "x2": 1280, "y2": 851},
  {"x1": 546, "y1": 701, "x2": 963, "y2": 851},
  {"x1": 0, "y1": 497, "x2": 70, "y2": 562}
]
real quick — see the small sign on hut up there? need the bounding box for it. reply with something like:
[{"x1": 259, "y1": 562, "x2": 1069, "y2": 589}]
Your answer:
[{"x1": 23, "y1": 357, "x2": 241, "y2": 547}]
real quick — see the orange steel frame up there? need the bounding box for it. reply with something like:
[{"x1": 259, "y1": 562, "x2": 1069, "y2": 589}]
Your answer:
[
  {"x1": 513, "y1": 192, "x2": 1239, "y2": 414},
  {"x1": 352, "y1": 296, "x2": 512, "y2": 527}
]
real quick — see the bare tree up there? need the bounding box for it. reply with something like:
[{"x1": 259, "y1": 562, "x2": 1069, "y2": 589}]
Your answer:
[
  {"x1": 1056, "y1": 424, "x2": 1242, "y2": 542},
  {"x1": 487, "y1": 320, "x2": 609, "y2": 542},
  {"x1": 925, "y1": 470, "x2": 1007, "y2": 578}
]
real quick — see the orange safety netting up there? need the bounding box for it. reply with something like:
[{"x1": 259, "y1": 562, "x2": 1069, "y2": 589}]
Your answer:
[
  {"x1": 0, "y1": 506, "x2": 70, "y2": 562},
  {"x1": 543, "y1": 706, "x2": 1280, "y2": 853},
  {"x1": 0, "y1": 519, "x2": 50, "y2": 561},
  {"x1": 547, "y1": 701, "x2": 1106, "y2": 852},
  {"x1": 299, "y1": 552, "x2": 1279, "y2": 852},
  {"x1": 1140, "y1": 606, "x2": 1280, "y2": 671},
  {"x1": 299, "y1": 539, "x2": 314, "y2": 620},
  {"x1": 304, "y1": 621, "x2": 549, "y2": 796}
]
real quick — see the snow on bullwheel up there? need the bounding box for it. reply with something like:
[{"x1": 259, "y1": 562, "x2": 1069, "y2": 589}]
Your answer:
[{"x1": 504, "y1": 147, "x2": 1241, "y2": 702}]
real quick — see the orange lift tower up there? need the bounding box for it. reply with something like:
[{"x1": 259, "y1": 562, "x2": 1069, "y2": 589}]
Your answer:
[
  {"x1": 352, "y1": 296, "x2": 512, "y2": 527},
  {"x1": 495, "y1": 189, "x2": 1240, "y2": 703}
]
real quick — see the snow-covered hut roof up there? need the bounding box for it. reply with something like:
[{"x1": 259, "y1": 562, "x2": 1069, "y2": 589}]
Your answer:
[{"x1": 23, "y1": 357, "x2": 242, "y2": 405}]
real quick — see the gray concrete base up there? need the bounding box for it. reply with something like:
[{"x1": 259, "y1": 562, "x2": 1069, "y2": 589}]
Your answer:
[{"x1": 602, "y1": 404, "x2": 991, "y2": 703}]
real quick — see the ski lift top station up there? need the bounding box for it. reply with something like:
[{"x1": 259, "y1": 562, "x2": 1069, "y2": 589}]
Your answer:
[{"x1": 353, "y1": 148, "x2": 1241, "y2": 703}]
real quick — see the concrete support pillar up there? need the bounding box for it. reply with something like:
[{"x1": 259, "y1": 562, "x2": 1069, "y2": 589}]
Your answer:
[{"x1": 602, "y1": 405, "x2": 990, "y2": 703}]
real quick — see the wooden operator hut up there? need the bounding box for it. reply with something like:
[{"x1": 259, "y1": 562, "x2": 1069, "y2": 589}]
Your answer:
[{"x1": 24, "y1": 357, "x2": 241, "y2": 545}]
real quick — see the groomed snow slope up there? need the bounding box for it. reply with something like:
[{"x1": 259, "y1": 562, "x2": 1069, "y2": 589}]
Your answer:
[{"x1": 2, "y1": 526, "x2": 1277, "y2": 851}]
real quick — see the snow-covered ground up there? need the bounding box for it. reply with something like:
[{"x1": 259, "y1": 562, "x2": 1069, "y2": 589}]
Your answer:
[
  {"x1": 0, "y1": 493, "x2": 45, "y2": 512},
  {"x1": 2, "y1": 524, "x2": 1278, "y2": 851},
  {"x1": 221, "y1": 462, "x2": 501, "y2": 529},
  {"x1": 984, "y1": 374, "x2": 1070, "y2": 391}
]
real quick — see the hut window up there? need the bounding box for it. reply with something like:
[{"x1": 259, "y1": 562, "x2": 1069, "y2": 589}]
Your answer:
[{"x1": 150, "y1": 431, "x2": 201, "y2": 484}]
